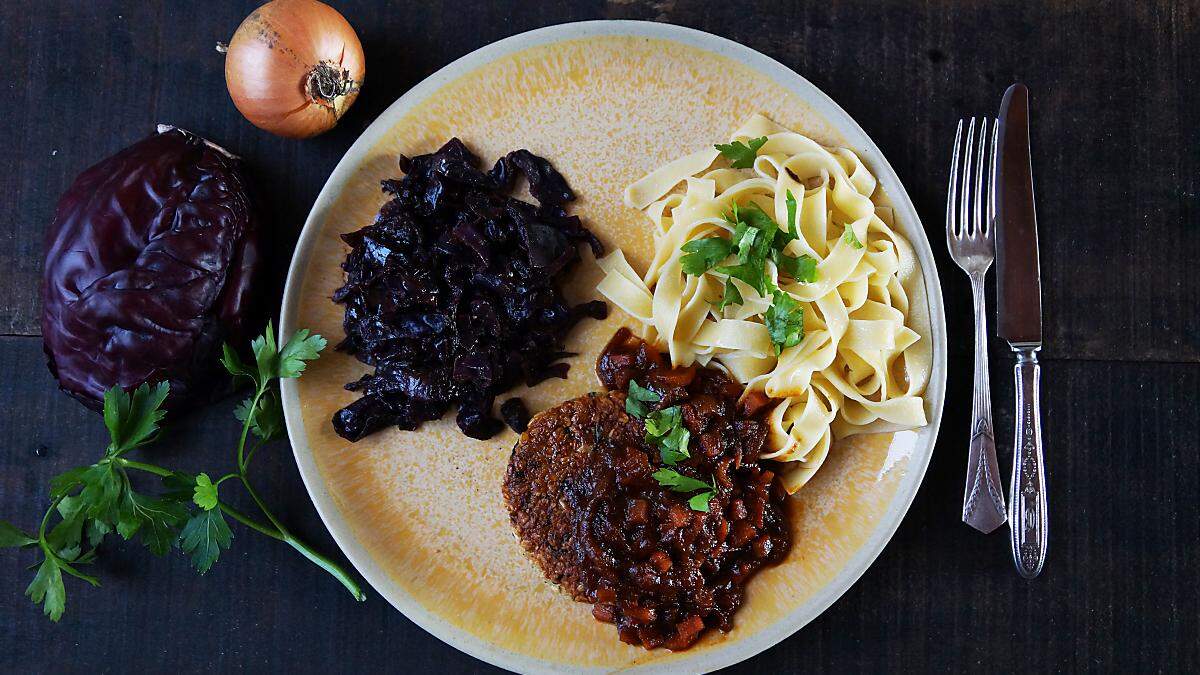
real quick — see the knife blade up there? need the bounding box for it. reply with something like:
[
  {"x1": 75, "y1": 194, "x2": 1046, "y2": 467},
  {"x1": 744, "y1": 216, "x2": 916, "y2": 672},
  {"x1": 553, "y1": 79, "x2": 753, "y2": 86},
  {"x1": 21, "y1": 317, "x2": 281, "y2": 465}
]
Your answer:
[{"x1": 995, "y1": 83, "x2": 1042, "y2": 345}]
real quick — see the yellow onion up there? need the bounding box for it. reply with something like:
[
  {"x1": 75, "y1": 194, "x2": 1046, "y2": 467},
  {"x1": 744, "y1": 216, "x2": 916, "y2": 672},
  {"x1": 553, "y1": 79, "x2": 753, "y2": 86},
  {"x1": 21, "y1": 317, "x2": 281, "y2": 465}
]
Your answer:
[{"x1": 223, "y1": 0, "x2": 365, "y2": 138}]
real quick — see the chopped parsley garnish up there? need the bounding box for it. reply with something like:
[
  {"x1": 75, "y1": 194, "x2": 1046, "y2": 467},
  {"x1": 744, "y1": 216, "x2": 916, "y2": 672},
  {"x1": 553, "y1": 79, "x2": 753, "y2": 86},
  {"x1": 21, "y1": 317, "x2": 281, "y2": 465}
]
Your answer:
[
  {"x1": 681, "y1": 201, "x2": 816, "y2": 294},
  {"x1": 773, "y1": 250, "x2": 818, "y2": 283},
  {"x1": 716, "y1": 261, "x2": 769, "y2": 297},
  {"x1": 688, "y1": 491, "x2": 715, "y2": 512},
  {"x1": 658, "y1": 426, "x2": 692, "y2": 466},
  {"x1": 713, "y1": 279, "x2": 744, "y2": 311},
  {"x1": 625, "y1": 379, "x2": 661, "y2": 419},
  {"x1": 784, "y1": 189, "x2": 799, "y2": 240},
  {"x1": 626, "y1": 381, "x2": 691, "y2": 465},
  {"x1": 674, "y1": 192, "x2": 819, "y2": 354},
  {"x1": 714, "y1": 203, "x2": 778, "y2": 295},
  {"x1": 844, "y1": 226, "x2": 865, "y2": 249},
  {"x1": 765, "y1": 290, "x2": 805, "y2": 354},
  {"x1": 646, "y1": 406, "x2": 690, "y2": 465},
  {"x1": 737, "y1": 201, "x2": 779, "y2": 235},
  {"x1": 651, "y1": 469, "x2": 715, "y2": 512},
  {"x1": 714, "y1": 136, "x2": 768, "y2": 169},
  {"x1": 732, "y1": 221, "x2": 760, "y2": 256},
  {"x1": 644, "y1": 406, "x2": 681, "y2": 437},
  {"x1": 679, "y1": 237, "x2": 733, "y2": 276}
]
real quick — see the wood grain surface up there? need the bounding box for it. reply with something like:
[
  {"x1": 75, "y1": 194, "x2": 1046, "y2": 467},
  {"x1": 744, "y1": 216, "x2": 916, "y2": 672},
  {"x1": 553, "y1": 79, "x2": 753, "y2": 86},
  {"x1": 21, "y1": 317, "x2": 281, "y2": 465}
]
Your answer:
[{"x1": 1, "y1": 0, "x2": 1196, "y2": 672}]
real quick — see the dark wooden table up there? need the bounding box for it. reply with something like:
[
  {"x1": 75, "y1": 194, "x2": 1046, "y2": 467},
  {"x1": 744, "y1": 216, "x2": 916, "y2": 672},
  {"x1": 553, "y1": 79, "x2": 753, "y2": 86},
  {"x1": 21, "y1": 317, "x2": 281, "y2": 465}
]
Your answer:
[{"x1": 3, "y1": 1, "x2": 1196, "y2": 672}]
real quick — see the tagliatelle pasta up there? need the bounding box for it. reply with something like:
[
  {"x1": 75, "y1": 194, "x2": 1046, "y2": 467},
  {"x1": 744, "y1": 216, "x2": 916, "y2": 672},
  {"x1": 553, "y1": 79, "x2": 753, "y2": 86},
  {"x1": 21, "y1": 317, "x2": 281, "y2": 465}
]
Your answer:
[{"x1": 598, "y1": 115, "x2": 932, "y2": 492}]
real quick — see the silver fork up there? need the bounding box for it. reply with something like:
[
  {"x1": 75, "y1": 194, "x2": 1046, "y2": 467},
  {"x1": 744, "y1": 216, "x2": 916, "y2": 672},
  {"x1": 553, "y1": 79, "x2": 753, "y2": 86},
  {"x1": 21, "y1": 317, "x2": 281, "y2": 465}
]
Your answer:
[{"x1": 947, "y1": 117, "x2": 1007, "y2": 534}]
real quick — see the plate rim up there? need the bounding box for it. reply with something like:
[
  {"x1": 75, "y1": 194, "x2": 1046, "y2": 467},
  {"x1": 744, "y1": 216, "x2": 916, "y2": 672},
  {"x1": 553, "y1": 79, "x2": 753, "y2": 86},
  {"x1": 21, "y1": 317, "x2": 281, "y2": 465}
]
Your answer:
[{"x1": 280, "y1": 19, "x2": 947, "y2": 674}]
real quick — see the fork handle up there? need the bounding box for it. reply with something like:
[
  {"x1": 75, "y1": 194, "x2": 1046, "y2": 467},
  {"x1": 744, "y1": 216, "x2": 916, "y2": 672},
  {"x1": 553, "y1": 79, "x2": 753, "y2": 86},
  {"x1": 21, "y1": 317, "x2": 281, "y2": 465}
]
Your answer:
[
  {"x1": 962, "y1": 275, "x2": 1007, "y2": 533},
  {"x1": 1009, "y1": 346, "x2": 1047, "y2": 578}
]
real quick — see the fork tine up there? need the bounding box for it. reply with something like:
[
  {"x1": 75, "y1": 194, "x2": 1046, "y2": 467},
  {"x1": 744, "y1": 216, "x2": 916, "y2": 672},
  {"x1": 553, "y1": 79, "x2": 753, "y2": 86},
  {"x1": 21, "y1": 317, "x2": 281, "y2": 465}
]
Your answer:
[
  {"x1": 959, "y1": 118, "x2": 976, "y2": 239},
  {"x1": 946, "y1": 119, "x2": 964, "y2": 240},
  {"x1": 986, "y1": 117, "x2": 999, "y2": 239},
  {"x1": 972, "y1": 118, "x2": 989, "y2": 237}
]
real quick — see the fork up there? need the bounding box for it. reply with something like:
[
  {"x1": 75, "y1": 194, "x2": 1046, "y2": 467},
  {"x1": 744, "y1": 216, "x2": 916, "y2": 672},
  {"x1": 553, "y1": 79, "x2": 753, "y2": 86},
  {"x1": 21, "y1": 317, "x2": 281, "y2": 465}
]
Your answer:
[{"x1": 947, "y1": 118, "x2": 1007, "y2": 534}]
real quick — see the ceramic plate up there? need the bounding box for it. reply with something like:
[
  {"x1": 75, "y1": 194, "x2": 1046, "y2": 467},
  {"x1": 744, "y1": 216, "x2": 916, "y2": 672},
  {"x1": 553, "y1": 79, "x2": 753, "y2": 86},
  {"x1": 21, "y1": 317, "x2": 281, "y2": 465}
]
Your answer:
[{"x1": 280, "y1": 20, "x2": 946, "y2": 674}]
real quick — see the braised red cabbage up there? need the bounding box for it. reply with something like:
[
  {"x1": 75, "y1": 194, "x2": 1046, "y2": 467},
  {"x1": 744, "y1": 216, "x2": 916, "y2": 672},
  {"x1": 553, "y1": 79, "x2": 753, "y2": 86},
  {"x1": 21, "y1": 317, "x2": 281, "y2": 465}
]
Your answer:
[
  {"x1": 500, "y1": 398, "x2": 531, "y2": 434},
  {"x1": 41, "y1": 127, "x2": 260, "y2": 411},
  {"x1": 332, "y1": 139, "x2": 606, "y2": 441}
]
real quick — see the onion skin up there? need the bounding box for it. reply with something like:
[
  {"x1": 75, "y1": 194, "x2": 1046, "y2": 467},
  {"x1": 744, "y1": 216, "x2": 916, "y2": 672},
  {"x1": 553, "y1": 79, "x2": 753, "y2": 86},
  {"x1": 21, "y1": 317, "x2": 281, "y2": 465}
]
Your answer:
[{"x1": 224, "y1": 0, "x2": 365, "y2": 139}]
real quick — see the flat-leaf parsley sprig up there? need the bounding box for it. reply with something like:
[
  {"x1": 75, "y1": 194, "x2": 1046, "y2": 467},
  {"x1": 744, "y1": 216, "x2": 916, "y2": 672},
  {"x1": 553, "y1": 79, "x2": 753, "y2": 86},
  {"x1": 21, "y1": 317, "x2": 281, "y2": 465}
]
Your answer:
[{"x1": 1, "y1": 322, "x2": 365, "y2": 621}]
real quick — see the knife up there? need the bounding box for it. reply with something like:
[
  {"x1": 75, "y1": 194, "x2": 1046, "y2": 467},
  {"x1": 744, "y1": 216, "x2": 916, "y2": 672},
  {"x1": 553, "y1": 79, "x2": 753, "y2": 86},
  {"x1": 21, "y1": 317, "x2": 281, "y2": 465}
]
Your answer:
[{"x1": 995, "y1": 83, "x2": 1047, "y2": 579}]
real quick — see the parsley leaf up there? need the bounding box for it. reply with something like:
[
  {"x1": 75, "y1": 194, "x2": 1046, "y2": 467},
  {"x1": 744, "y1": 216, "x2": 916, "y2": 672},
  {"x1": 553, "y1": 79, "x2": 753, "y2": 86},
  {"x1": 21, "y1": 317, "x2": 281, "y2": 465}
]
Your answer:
[
  {"x1": 658, "y1": 426, "x2": 691, "y2": 466},
  {"x1": 115, "y1": 486, "x2": 143, "y2": 540},
  {"x1": 130, "y1": 494, "x2": 187, "y2": 556},
  {"x1": 0, "y1": 521, "x2": 36, "y2": 549},
  {"x1": 652, "y1": 469, "x2": 714, "y2": 511},
  {"x1": 679, "y1": 237, "x2": 734, "y2": 276},
  {"x1": 220, "y1": 344, "x2": 255, "y2": 382},
  {"x1": 86, "y1": 519, "x2": 111, "y2": 547},
  {"x1": 249, "y1": 322, "x2": 328, "y2": 384},
  {"x1": 713, "y1": 279, "x2": 744, "y2": 311},
  {"x1": 103, "y1": 382, "x2": 169, "y2": 455},
  {"x1": 179, "y1": 508, "x2": 233, "y2": 574},
  {"x1": 625, "y1": 379, "x2": 661, "y2": 419},
  {"x1": 765, "y1": 290, "x2": 805, "y2": 354},
  {"x1": 731, "y1": 229, "x2": 758, "y2": 265},
  {"x1": 251, "y1": 327, "x2": 280, "y2": 387},
  {"x1": 644, "y1": 406, "x2": 692, "y2": 465},
  {"x1": 192, "y1": 473, "x2": 219, "y2": 511},
  {"x1": 715, "y1": 136, "x2": 768, "y2": 169},
  {"x1": 774, "y1": 250, "x2": 819, "y2": 283},
  {"x1": 78, "y1": 463, "x2": 121, "y2": 521},
  {"x1": 46, "y1": 495, "x2": 87, "y2": 560},
  {"x1": 688, "y1": 491, "x2": 714, "y2": 512},
  {"x1": 645, "y1": 406, "x2": 681, "y2": 438},
  {"x1": 48, "y1": 466, "x2": 89, "y2": 499},
  {"x1": 739, "y1": 202, "x2": 779, "y2": 236},
  {"x1": 651, "y1": 468, "x2": 712, "y2": 492},
  {"x1": 26, "y1": 557, "x2": 65, "y2": 622},
  {"x1": 716, "y1": 261, "x2": 769, "y2": 296},
  {"x1": 278, "y1": 328, "x2": 327, "y2": 379},
  {"x1": 844, "y1": 226, "x2": 865, "y2": 249},
  {"x1": 785, "y1": 189, "x2": 799, "y2": 241}
]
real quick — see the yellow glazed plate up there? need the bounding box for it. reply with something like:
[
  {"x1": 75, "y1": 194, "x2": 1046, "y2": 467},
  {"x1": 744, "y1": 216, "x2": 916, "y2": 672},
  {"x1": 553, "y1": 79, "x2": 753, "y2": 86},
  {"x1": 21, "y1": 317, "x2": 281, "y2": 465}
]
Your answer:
[{"x1": 280, "y1": 21, "x2": 947, "y2": 674}]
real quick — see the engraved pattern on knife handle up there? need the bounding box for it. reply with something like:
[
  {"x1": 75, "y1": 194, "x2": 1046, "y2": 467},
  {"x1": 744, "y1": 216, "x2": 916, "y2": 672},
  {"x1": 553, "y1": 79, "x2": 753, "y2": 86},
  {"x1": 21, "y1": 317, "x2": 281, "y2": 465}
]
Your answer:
[
  {"x1": 1009, "y1": 347, "x2": 1047, "y2": 578},
  {"x1": 962, "y1": 274, "x2": 1008, "y2": 533}
]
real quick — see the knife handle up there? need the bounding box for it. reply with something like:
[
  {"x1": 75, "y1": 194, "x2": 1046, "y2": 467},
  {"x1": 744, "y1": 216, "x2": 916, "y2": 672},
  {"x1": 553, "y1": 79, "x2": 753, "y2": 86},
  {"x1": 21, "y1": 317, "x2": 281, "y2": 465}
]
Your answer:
[{"x1": 1009, "y1": 346, "x2": 1047, "y2": 578}]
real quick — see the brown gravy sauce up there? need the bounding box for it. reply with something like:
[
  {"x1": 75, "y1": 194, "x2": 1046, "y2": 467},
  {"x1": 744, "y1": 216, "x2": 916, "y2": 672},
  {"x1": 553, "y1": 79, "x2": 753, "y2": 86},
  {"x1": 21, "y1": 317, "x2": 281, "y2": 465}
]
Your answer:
[{"x1": 580, "y1": 328, "x2": 792, "y2": 650}]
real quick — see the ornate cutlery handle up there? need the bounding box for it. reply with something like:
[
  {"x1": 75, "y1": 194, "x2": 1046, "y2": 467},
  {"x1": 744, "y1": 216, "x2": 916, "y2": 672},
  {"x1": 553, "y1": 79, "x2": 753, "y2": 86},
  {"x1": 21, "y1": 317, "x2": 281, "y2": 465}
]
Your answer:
[
  {"x1": 962, "y1": 275, "x2": 1007, "y2": 533},
  {"x1": 1009, "y1": 346, "x2": 1047, "y2": 578}
]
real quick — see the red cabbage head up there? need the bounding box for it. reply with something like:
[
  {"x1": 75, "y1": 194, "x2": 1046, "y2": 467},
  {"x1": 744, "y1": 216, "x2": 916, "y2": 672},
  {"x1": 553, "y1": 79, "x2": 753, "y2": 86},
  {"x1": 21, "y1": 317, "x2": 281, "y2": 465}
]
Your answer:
[{"x1": 41, "y1": 127, "x2": 261, "y2": 412}]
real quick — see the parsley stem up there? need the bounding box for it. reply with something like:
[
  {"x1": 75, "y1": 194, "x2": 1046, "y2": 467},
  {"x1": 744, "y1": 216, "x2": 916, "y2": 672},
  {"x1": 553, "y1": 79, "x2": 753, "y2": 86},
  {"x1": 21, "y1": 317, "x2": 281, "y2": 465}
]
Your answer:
[
  {"x1": 236, "y1": 386, "x2": 268, "y2": 471},
  {"x1": 117, "y1": 458, "x2": 171, "y2": 477},
  {"x1": 229, "y1": 380, "x2": 365, "y2": 601},
  {"x1": 242, "y1": 438, "x2": 266, "y2": 472},
  {"x1": 37, "y1": 494, "x2": 67, "y2": 541},
  {"x1": 218, "y1": 502, "x2": 284, "y2": 541},
  {"x1": 237, "y1": 471, "x2": 365, "y2": 601},
  {"x1": 282, "y1": 536, "x2": 366, "y2": 602}
]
